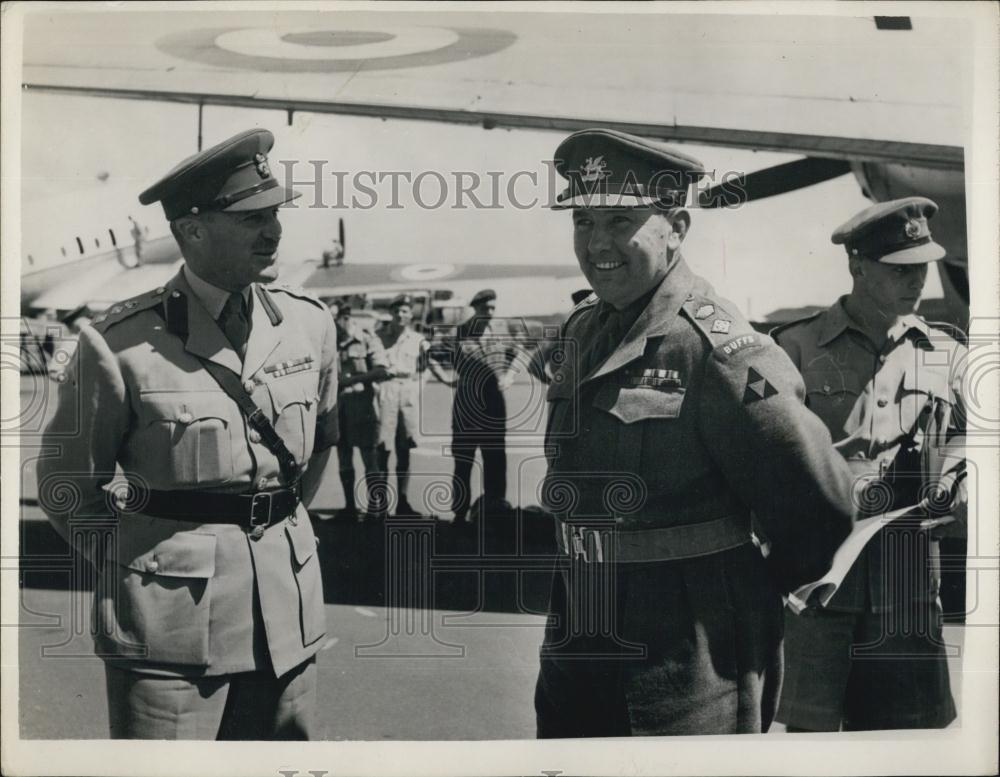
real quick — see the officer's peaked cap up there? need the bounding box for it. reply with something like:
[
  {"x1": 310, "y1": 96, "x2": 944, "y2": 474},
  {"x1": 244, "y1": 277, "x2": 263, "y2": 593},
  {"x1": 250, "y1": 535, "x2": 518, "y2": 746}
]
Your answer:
[
  {"x1": 831, "y1": 196, "x2": 946, "y2": 264},
  {"x1": 139, "y1": 129, "x2": 299, "y2": 220},
  {"x1": 552, "y1": 129, "x2": 706, "y2": 209}
]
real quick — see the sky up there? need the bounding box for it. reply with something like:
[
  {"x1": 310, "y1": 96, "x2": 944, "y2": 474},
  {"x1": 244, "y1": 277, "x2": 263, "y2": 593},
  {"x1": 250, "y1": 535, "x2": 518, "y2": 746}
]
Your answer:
[{"x1": 19, "y1": 90, "x2": 941, "y2": 320}]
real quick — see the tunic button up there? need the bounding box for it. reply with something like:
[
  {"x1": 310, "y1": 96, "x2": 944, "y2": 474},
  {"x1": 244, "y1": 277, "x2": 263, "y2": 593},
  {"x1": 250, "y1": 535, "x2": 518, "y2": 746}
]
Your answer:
[
  {"x1": 147, "y1": 559, "x2": 159, "y2": 573},
  {"x1": 243, "y1": 380, "x2": 255, "y2": 394},
  {"x1": 878, "y1": 354, "x2": 887, "y2": 363},
  {"x1": 877, "y1": 398, "x2": 888, "y2": 408},
  {"x1": 155, "y1": 287, "x2": 166, "y2": 294},
  {"x1": 823, "y1": 384, "x2": 831, "y2": 394},
  {"x1": 177, "y1": 412, "x2": 193, "y2": 424},
  {"x1": 248, "y1": 429, "x2": 261, "y2": 444}
]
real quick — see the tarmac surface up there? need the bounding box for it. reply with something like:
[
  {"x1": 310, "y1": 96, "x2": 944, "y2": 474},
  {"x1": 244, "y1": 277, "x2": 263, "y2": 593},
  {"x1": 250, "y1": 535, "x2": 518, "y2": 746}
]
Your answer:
[{"x1": 14, "y1": 371, "x2": 965, "y2": 739}]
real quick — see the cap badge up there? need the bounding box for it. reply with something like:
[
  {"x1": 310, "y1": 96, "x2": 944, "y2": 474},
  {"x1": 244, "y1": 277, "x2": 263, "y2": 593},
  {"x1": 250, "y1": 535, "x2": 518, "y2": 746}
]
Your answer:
[
  {"x1": 580, "y1": 156, "x2": 609, "y2": 182},
  {"x1": 904, "y1": 219, "x2": 922, "y2": 239},
  {"x1": 254, "y1": 152, "x2": 271, "y2": 179}
]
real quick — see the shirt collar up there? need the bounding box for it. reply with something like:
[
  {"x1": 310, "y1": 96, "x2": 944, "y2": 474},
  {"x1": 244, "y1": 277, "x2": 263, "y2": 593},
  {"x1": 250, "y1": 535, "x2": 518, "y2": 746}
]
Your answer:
[
  {"x1": 182, "y1": 264, "x2": 251, "y2": 321},
  {"x1": 893, "y1": 313, "x2": 932, "y2": 343},
  {"x1": 817, "y1": 296, "x2": 934, "y2": 348}
]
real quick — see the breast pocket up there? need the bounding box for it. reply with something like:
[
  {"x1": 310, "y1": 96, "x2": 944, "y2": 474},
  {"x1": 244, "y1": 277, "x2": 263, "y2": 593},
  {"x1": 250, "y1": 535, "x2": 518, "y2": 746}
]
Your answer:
[
  {"x1": 803, "y1": 368, "x2": 863, "y2": 437},
  {"x1": 267, "y1": 371, "x2": 320, "y2": 464},
  {"x1": 594, "y1": 384, "x2": 685, "y2": 424},
  {"x1": 593, "y1": 383, "x2": 686, "y2": 492},
  {"x1": 135, "y1": 390, "x2": 235, "y2": 486},
  {"x1": 898, "y1": 365, "x2": 951, "y2": 435}
]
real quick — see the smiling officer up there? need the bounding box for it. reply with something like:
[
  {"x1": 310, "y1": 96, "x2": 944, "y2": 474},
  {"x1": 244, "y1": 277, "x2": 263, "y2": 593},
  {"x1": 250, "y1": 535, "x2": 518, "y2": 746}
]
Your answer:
[
  {"x1": 773, "y1": 197, "x2": 967, "y2": 732},
  {"x1": 37, "y1": 129, "x2": 339, "y2": 739},
  {"x1": 534, "y1": 128, "x2": 855, "y2": 737}
]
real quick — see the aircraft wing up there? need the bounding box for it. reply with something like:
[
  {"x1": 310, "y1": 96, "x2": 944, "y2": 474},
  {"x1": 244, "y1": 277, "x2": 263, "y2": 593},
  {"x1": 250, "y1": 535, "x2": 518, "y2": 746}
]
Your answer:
[
  {"x1": 21, "y1": 9, "x2": 964, "y2": 169},
  {"x1": 29, "y1": 259, "x2": 183, "y2": 312},
  {"x1": 289, "y1": 260, "x2": 581, "y2": 289}
]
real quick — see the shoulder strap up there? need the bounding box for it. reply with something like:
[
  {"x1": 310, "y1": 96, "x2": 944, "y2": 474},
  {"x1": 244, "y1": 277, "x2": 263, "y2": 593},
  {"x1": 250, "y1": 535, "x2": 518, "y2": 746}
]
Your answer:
[{"x1": 200, "y1": 360, "x2": 302, "y2": 487}]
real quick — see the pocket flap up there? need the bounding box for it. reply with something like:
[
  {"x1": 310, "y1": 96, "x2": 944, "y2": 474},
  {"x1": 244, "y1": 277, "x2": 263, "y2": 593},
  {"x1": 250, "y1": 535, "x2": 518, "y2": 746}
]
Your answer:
[
  {"x1": 285, "y1": 511, "x2": 317, "y2": 566},
  {"x1": 803, "y1": 368, "x2": 862, "y2": 397},
  {"x1": 268, "y1": 372, "x2": 320, "y2": 412},
  {"x1": 138, "y1": 390, "x2": 231, "y2": 425},
  {"x1": 594, "y1": 383, "x2": 685, "y2": 424},
  {"x1": 118, "y1": 527, "x2": 217, "y2": 578}
]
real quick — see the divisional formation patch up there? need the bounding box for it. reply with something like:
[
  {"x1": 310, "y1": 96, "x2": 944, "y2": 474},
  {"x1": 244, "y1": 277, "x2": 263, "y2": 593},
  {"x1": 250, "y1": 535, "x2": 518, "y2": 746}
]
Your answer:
[{"x1": 743, "y1": 366, "x2": 779, "y2": 404}]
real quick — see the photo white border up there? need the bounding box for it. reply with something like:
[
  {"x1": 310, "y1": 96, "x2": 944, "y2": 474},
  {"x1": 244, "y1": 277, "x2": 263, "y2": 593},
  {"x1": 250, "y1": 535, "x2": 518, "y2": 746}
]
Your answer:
[{"x1": 2, "y1": 1, "x2": 997, "y2": 775}]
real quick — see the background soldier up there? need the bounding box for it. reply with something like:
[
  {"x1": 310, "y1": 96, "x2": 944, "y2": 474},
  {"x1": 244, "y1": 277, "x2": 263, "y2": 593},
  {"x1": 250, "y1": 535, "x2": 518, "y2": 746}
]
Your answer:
[
  {"x1": 375, "y1": 293, "x2": 451, "y2": 516},
  {"x1": 449, "y1": 289, "x2": 521, "y2": 522},
  {"x1": 773, "y1": 197, "x2": 967, "y2": 731},
  {"x1": 534, "y1": 129, "x2": 855, "y2": 737},
  {"x1": 36, "y1": 130, "x2": 339, "y2": 739},
  {"x1": 335, "y1": 304, "x2": 390, "y2": 521}
]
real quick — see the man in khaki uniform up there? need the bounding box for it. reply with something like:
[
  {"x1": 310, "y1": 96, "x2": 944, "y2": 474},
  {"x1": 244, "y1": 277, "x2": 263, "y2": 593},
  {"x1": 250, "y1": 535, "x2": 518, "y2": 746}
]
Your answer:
[
  {"x1": 773, "y1": 197, "x2": 967, "y2": 731},
  {"x1": 37, "y1": 129, "x2": 338, "y2": 739},
  {"x1": 534, "y1": 129, "x2": 855, "y2": 737},
  {"x1": 375, "y1": 294, "x2": 451, "y2": 516},
  {"x1": 334, "y1": 304, "x2": 389, "y2": 520}
]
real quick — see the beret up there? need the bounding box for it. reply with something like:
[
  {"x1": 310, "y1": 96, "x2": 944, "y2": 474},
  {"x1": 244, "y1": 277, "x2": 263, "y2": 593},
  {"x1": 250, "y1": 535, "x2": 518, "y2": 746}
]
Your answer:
[{"x1": 470, "y1": 289, "x2": 497, "y2": 306}]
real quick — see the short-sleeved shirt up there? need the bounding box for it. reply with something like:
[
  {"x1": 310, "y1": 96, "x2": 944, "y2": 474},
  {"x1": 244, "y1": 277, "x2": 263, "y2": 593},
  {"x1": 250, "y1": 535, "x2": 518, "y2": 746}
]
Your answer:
[
  {"x1": 378, "y1": 326, "x2": 429, "y2": 380},
  {"x1": 773, "y1": 297, "x2": 966, "y2": 611}
]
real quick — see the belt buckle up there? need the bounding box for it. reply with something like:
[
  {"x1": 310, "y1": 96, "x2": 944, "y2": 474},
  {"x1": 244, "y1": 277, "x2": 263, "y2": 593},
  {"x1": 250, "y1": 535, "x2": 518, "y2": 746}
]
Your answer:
[
  {"x1": 249, "y1": 492, "x2": 273, "y2": 539},
  {"x1": 567, "y1": 525, "x2": 604, "y2": 563}
]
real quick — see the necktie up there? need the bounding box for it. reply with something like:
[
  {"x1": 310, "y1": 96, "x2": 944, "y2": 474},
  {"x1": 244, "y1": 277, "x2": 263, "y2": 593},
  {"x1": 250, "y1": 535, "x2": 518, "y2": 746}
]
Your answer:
[{"x1": 219, "y1": 292, "x2": 250, "y2": 359}]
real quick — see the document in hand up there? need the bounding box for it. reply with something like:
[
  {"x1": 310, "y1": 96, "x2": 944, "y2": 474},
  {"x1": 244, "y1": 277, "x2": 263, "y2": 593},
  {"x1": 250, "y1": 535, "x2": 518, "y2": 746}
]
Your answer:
[
  {"x1": 786, "y1": 500, "x2": 955, "y2": 614},
  {"x1": 788, "y1": 398, "x2": 965, "y2": 614}
]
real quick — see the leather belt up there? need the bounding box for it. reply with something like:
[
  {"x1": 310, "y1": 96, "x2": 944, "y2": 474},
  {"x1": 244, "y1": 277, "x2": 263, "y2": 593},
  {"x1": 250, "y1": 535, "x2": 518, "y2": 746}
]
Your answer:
[
  {"x1": 129, "y1": 486, "x2": 300, "y2": 531},
  {"x1": 555, "y1": 513, "x2": 752, "y2": 563}
]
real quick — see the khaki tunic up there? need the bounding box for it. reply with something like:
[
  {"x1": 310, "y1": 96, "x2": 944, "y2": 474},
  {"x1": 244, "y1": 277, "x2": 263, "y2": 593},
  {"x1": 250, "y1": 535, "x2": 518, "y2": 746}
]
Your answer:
[
  {"x1": 37, "y1": 269, "x2": 338, "y2": 678},
  {"x1": 535, "y1": 257, "x2": 855, "y2": 736}
]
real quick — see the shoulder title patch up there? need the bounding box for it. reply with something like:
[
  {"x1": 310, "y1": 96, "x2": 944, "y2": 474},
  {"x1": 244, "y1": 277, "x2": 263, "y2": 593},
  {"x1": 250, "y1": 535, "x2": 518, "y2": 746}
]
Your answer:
[{"x1": 720, "y1": 334, "x2": 758, "y2": 357}]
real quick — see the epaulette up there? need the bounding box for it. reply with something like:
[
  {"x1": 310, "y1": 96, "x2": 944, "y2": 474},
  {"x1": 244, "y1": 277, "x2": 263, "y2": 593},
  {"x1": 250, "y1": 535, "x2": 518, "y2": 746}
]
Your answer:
[
  {"x1": 924, "y1": 319, "x2": 968, "y2": 346},
  {"x1": 89, "y1": 286, "x2": 170, "y2": 333},
  {"x1": 563, "y1": 292, "x2": 599, "y2": 329},
  {"x1": 680, "y1": 294, "x2": 752, "y2": 347},
  {"x1": 267, "y1": 283, "x2": 328, "y2": 311},
  {"x1": 768, "y1": 310, "x2": 823, "y2": 341}
]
